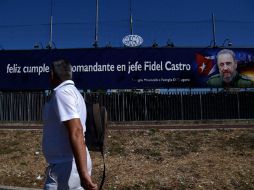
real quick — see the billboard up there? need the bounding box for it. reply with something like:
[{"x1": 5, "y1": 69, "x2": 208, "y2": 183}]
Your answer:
[{"x1": 1, "y1": 48, "x2": 254, "y2": 90}]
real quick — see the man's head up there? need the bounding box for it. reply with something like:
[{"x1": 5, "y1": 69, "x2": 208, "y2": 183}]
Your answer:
[
  {"x1": 216, "y1": 49, "x2": 237, "y2": 83},
  {"x1": 50, "y1": 59, "x2": 72, "y2": 87}
]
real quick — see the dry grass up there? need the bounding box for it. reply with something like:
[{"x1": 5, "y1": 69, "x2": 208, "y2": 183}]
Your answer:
[{"x1": 0, "y1": 128, "x2": 253, "y2": 190}]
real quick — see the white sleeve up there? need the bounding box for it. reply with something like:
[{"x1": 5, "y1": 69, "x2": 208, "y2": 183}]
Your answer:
[{"x1": 55, "y1": 90, "x2": 80, "y2": 122}]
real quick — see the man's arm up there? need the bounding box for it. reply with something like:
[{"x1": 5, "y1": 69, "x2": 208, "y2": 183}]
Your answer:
[{"x1": 64, "y1": 118, "x2": 97, "y2": 190}]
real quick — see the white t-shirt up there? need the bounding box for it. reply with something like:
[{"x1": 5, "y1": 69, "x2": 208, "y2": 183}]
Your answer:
[{"x1": 42, "y1": 80, "x2": 89, "y2": 164}]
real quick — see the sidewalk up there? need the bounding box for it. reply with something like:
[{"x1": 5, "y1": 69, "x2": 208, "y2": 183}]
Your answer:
[
  {"x1": 0, "y1": 185, "x2": 41, "y2": 190},
  {"x1": 1, "y1": 119, "x2": 254, "y2": 130},
  {"x1": 109, "y1": 119, "x2": 254, "y2": 130}
]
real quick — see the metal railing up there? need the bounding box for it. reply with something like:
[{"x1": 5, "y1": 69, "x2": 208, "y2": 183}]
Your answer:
[{"x1": 1, "y1": 91, "x2": 254, "y2": 122}]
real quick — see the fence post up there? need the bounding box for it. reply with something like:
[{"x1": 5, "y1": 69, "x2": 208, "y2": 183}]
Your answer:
[
  {"x1": 0, "y1": 92, "x2": 2, "y2": 121},
  {"x1": 181, "y1": 93, "x2": 184, "y2": 120},
  {"x1": 199, "y1": 93, "x2": 203, "y2": 120},
  {"x1": 144, "y1": 93, "x2": 148, "y2": 120},
  {"x1": 237, "y1": 93, "x2": 240, "y2": 119},
  {"x1": 122, "y1": 92, "x2": 125, "y2": 121}
]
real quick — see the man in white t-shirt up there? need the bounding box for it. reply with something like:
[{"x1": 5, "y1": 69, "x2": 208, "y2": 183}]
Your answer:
[{"x1": 42, "y1": 59, "x2": 97, "y2": 190}]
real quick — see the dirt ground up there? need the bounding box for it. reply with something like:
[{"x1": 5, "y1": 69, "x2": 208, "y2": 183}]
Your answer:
[{"x1": 0, "y1": 128, "x2": 253, "y2": 190}]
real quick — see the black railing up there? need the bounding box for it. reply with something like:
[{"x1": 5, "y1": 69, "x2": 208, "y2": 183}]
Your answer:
[{"x1": 1, "y1": 91, "x2": 254, "y2": 122}]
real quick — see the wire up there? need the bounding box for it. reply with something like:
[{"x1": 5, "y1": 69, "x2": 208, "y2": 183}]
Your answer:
[{"x1": 0, "y1": 19, "x2": 253, "y2": 28}]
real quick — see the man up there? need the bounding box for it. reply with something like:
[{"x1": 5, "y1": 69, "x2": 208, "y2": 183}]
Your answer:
[
  {"x1": 42, "y1": 59, "x2": 97, "y2": 190},
  {"x1": 207, "y1": 49, "x2": 253, "y2": 88}
]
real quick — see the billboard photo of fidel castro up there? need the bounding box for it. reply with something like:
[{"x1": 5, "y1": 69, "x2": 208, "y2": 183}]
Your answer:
[{"x1": 207, "y1": 49, "x2": 253, "y2": 88}]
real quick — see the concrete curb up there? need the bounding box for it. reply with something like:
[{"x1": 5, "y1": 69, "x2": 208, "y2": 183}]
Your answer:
[
  {"x1": 1, "y1": 119, "x2": 254, "y2": 130},
  {"x1": 0, "y1": 185, "x2": 42, "y2": 190},
  {"x1": 110, "y1": 119, "x2": 254, "y2": 126},
  {"x1": 1, "y1": 119, "x2": 254, "y2": 127}
]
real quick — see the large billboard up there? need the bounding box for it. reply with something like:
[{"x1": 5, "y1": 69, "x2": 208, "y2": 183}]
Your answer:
[{"x1": 1, "y1": 48, "x2": 254, "y2": 90}]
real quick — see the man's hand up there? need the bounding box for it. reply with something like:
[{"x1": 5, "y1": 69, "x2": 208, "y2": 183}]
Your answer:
[{"x1": 81, "y1": 175, "x2": 98, "y2": 190}]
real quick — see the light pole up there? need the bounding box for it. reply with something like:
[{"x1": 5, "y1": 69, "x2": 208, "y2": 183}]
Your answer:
[
  {"x1": 47, "y1": 0, "x2": 54, "y2": 49},
  {"x1": 93, "y1": 0, "x2": 99, "y2": 48},
  {"x1": 211, "y1": 13, "x2": 216, "y2": 48},
  {"x1": 130, "y1": 0, "x2": 133, "y2": 35}
]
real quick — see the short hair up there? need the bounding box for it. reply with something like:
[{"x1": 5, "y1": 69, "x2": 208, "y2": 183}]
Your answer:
[
  {"x1": 216, "y1": 49, "x2": 236, "y2": 62},
  {"x1": 51, "y1": 59, "x2": 72, "y2": 81}
]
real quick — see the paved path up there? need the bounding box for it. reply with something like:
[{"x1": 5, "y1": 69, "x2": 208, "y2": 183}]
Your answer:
[
  {"x1": 1, "y1": 120, "x2": 254, "y2": 130},
  {"x1": 0, "y1": 185, "x2": 41, "y2": 190}
]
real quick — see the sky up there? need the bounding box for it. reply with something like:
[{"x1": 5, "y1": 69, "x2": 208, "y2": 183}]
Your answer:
[{"x1": 0, "y1": 0, "x2": 254, "y2": 50}]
